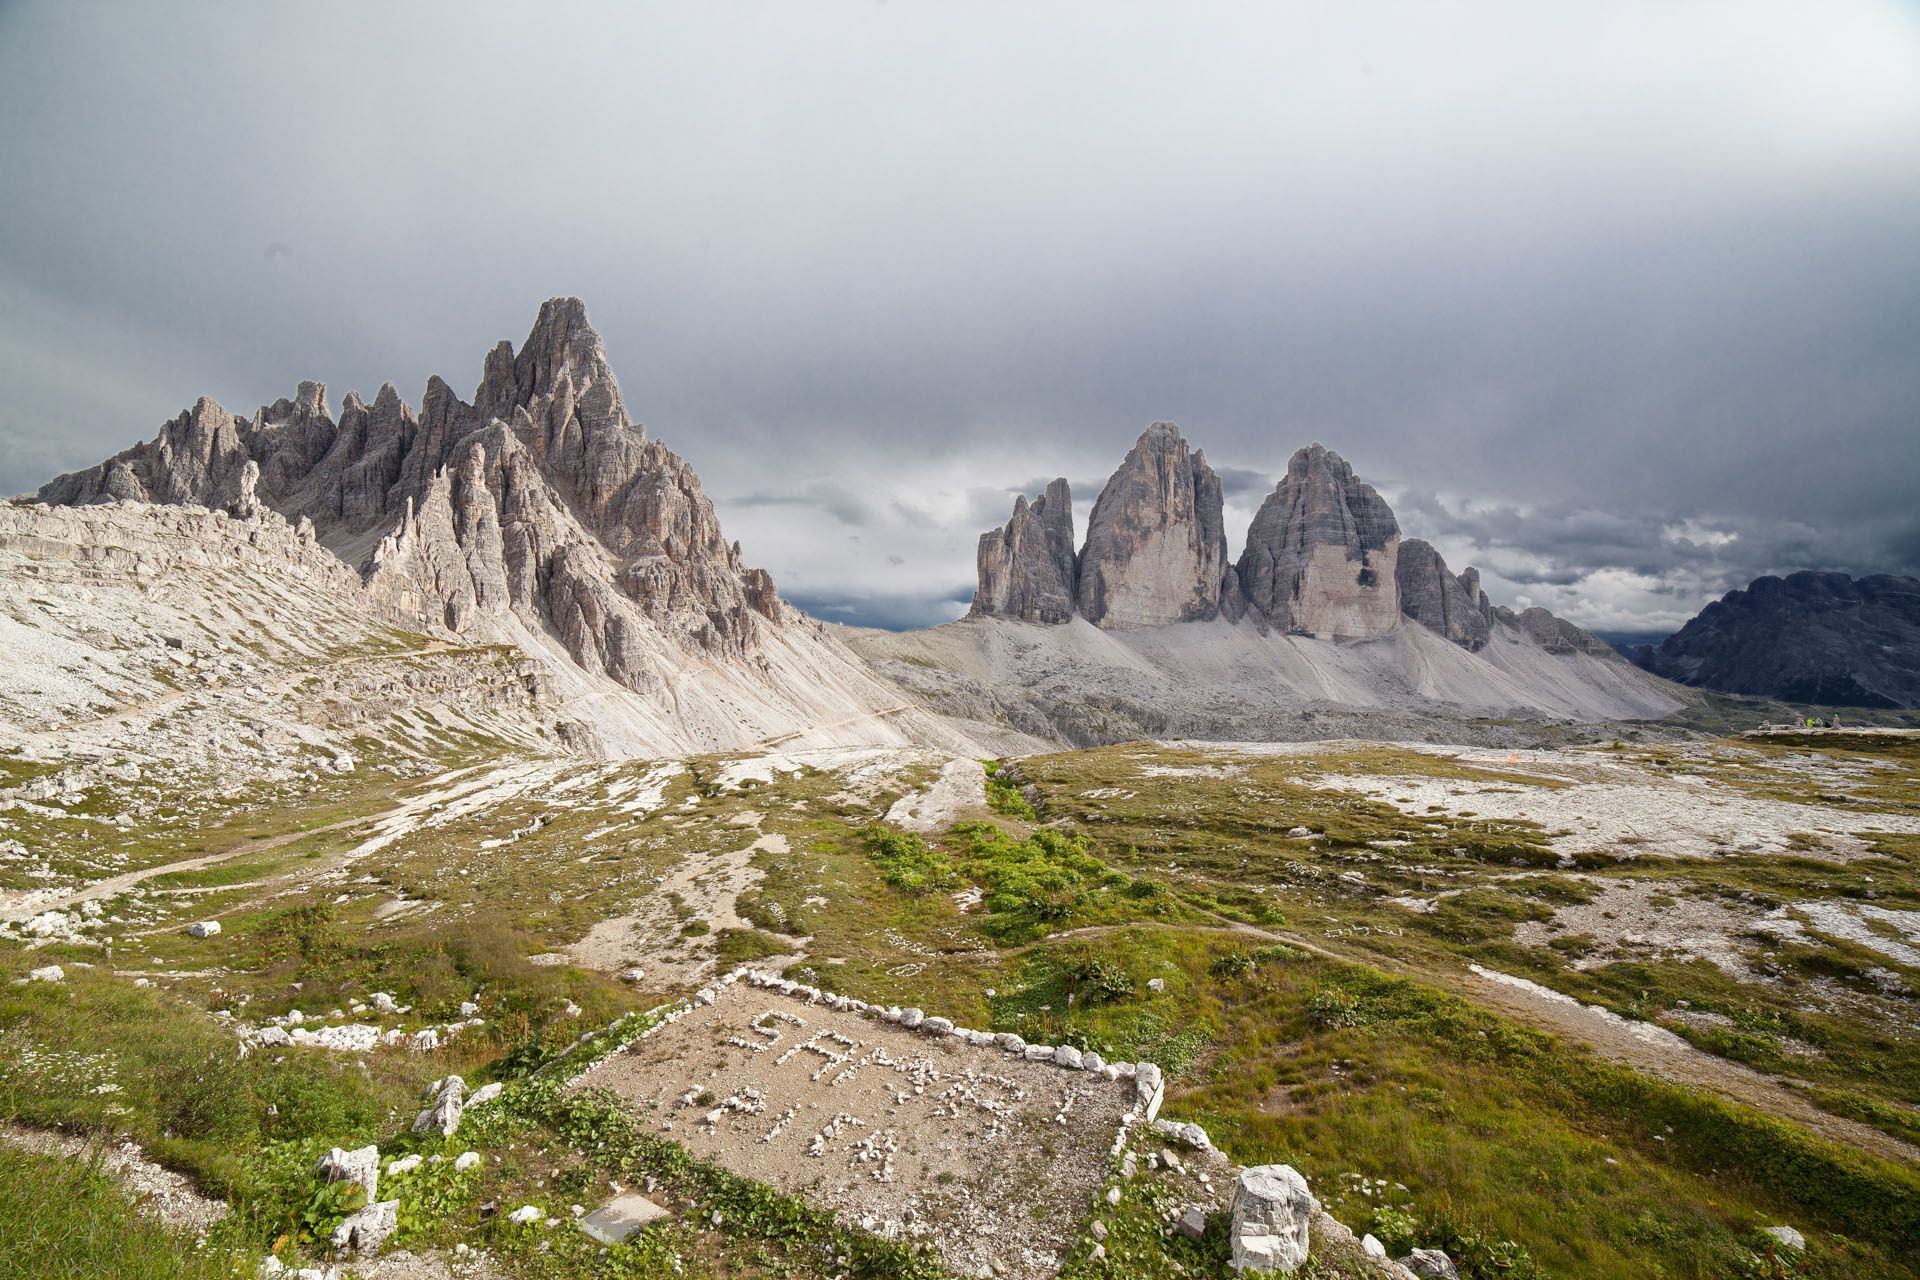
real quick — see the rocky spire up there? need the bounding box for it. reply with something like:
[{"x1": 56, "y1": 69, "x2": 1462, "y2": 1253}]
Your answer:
[
  {"x1": 1236, "y1": 443, "x2": 1400, "y2": 638},
  {"x1": 972, "y1": 478, "x2": 1077, "y2": 623},
  {"x1": 1395, "y1": 538, "x2": 1490, "y2": 650},
  {"x1": 1073, "y1": 424, "x2": 1234, "y2": 629}
]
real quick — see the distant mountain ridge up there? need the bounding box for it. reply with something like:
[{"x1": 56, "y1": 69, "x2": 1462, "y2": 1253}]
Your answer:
[
  {"x1": 1631, "y1": 571, "x2": 1920, "y2": 709},
  {"x1": 971, "y1": 425, "x2": 1616, "y2": 658},
  {"x1": 849, "y1": 426, "x2": 1684, "y2": 745}
]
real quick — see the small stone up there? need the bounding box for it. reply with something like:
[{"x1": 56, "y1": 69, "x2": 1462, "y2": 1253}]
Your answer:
[
  {"x1": 507, "y1": 1205, "x2": 543, "y2": 1225},
  {"x1": 1361, "y1": 1233, "x2": 1388, "y2": 1260},
  {"x1": 1106, "y1": 1186, "x2": 1122, "y2": 1206},
  {"x1": 187, "y1": 921, "x2": 221, "y2": 938},
  {"x1": 1147, "y1": 977, "x2": 1166, "y2": 992},
  {"x1": 454, "y1": 1152, "x2": 481, "y2": 1171},
  {"x1": 1176, "y1": 1204, "x2": 1209, "y2": 1240},
  {"x1": 578, "y1": 1193, "x2": 670, "y2": 1244},
  {"x1": 899, "y1": 1007, "x2": 925, "y2": 1029},
  {"x1": 1762, "y1": 1226, "x2": 1805, "y2": 1252},
  {"x1": 28, "y1": 965, "x2": 63, "y2": 983}
]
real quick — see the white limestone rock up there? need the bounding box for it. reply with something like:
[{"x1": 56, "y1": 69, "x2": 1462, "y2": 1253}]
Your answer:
[{"x1": 1229, "y1": 1164, "x2": 1318, "y2": 1274}]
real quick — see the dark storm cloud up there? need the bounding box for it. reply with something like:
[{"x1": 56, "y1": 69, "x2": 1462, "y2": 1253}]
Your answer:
[
  {"x1": 1214, "y1": 467, "x2": 1279, "y2": 502},
  {"x1": 2, "y1": 1, "x2": 1917, "y2": 631}
]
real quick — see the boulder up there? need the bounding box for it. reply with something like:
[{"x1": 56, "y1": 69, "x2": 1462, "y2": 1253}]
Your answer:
[
  {"x1": 187, "y1": 920, "x2": 221, "y2": 938},
  {"x1": 413, "y1": 1074, "x2": 466, "y2": 1136},
  {"x1": 1229, "y1": 1164, "x2": 1318, "y2": 1273},
  {"x1": 314, "y1": 1145, "x2": 381, "y2": 1202},
  {"x1": 27, "y1": 965, "x2": 63, "y2": 983},
  {"x1": 331, "y1": 1199, "x2": 399, "y2": 1255},
  {"x1": 1762, "y1": 1225, "x2": 1805, "y2": 1252},
  {"x1": 1398, "y1": 1248, "x2": 1460, "y2": 1280}
]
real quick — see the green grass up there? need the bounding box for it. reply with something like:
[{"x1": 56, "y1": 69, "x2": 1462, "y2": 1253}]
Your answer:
[{"x1": 0, "y1": 1145, "x2": 241, "y2": 1280}]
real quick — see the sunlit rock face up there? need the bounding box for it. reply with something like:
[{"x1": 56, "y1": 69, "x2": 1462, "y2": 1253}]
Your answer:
[
  {"x1": 39, "y1": 298, "x2": 782, "y2": 684},
  {"x1": 1236, "y1": 443, "x2": 1400, "y2": 639},
  {"x1": 1074, "y1": 423, "x2": 1236, "y2": 630}
]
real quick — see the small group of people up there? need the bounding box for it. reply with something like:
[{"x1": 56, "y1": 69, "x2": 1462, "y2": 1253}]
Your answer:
[{"x1": 1802, "y1": 715, "x2": 1842, "y2": 729}]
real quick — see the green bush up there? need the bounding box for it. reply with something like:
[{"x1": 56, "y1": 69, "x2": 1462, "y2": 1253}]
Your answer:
[{"x1": 860, "y1": 825, "x2": 956, "y2": 894}]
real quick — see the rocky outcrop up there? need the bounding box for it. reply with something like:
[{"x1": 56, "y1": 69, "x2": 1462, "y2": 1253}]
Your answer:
[
  {"x1": 40, "y1": 298, "x2": 783, "y2": 690},
  {"x1": 1396, "y1": 539, "x2": 1490, "y2": 651},
  {"x1": 1075, "y1": 424, "x2": 1236, "y2": 629},
  {"x1": 972, "y1": 478, "x2": 1077, "y2": 623},
  {"x1": 1237, "y1": 444, "x2": 1400, "y2": 638},
  {"x1": 1229, "y1": 1164, "x2": 1318, "y2": 1273},
  {"x1": 1493, "y1": 605, "x2": 1615, "y2": 658},
  {"x1": 1632, "y1": 571, "x2": 1920, "y2": 708}
]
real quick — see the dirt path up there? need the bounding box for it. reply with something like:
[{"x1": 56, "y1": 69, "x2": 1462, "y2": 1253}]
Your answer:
[
  {"x1": 753, "y1": 704, "x2": 914, "y2": 749},
  {"x1": 565, "y1": 824, "x2": 808, "y2": 984},
  {"x1": 0, "y1": 812, "x2": 373, "y2": 924},
  {"x1": 0, "y1": 760, "x2": 562, "y2": 926},
  {"x1": 1458, "y1": 964, "x2": 1920, "y2": 1167},
  {"x1": 884, "y1": 757, "x2": 988, "y2": 832}
]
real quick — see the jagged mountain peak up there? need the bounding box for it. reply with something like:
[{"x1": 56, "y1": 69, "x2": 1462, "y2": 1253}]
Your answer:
[
  {"x1": 1238, "y1": 441, "x2": 1400, "y2": 637},
  {"x1": 1073, "y1": 422, "x2": 1233, "y2": 629},
  {"x1": 37, "y1": 297, "x2": 783, "y2": 712}
]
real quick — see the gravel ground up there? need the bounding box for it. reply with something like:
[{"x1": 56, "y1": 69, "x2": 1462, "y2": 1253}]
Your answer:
[{"x1": 572, "y1": 986, "x2": 1137, "y2": 1279}]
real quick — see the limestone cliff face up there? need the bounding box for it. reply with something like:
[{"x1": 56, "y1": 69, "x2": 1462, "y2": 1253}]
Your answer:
[
  {"x1": 39, "y1": 298, "x2": 781, "y2": 684},
  {"x1": 972, "y1": 478, "x2": 1078, "y2": 623},
  {"x1": 1236, "y1": 444, "x2": 1400, "y2": 638},
  {"x1": 1396, "y1": 539, "x2": 1490, "y2": 651},
  {"x1": 1075, "y1": 424, "x2": 1234, "y2": 629}
]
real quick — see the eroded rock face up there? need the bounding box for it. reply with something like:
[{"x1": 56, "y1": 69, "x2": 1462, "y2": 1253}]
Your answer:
[
  {"x1": 39, "y1": 298, "x2": 783, "y2": 689},
  {"x1": 1229, "y1": 1163, "x2": 1318, "y2": 1273},
  {"x1": 1396, "y1": 539, "x2": 1490, "y2": 651},
  {"x1": 1075, "y1": 424, "x2": 1234, "y2": 629},
  {"x1": 1494, "y1": 605, "x2": 1614, "y2": 658},
  {"x1": 1237, "y1": 444, "x2": 1400, "y2": 638},
  {"x1": 972, "y1": 478, "x2": 1077, "y2": 623}
]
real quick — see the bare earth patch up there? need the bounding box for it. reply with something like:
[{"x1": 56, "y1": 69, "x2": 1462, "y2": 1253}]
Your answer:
[
  {"x1": 884, "y1": 757, "x2": 989, "y2": 832},
  {"x1": 564, "y1": 828, "x2": 805, "y2": 983},
  {"x1": 572, "y1": 984, "x2": 1138, "y2": 1279},
  {"x1": 1318, "y1": 768, "x2": 1920, "y2": 859}
]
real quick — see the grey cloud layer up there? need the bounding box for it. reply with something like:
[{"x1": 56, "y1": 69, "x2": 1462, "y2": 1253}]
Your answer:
[{"x1": 3, "y1": 1, "x2": 1916, "y2": 632}]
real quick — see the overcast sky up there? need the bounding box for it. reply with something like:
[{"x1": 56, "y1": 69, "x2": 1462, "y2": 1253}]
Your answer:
[{"x1": 3, "y1": 2, "x2": 1917, "y2": 634}]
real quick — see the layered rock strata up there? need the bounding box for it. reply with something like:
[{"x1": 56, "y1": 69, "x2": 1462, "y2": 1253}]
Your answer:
[
  {"x1": 1236, "y1": 443, "x2": 1400, "y2": 638},
  {"x1": 972, "y1": 477, "x2": 1077, "y2": 623},
  {"x1": 1073, "y1": 423, "x2": 1238, "y2": 629}
]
